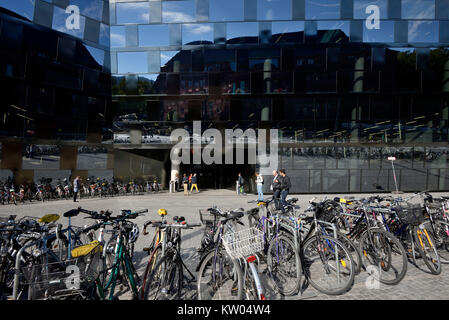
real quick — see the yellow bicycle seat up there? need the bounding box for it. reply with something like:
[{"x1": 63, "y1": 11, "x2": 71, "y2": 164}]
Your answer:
[
  {"x1": 339, "y1": 198, "x2": 353, "y2": 205},
  {"x1": 38, "y1": 214, "x2": 60, "y2": 224},
  {"x1": 257, "y1": 201, "x2": 266, "y2": 206},
  {"x1": 158, "y1": 208, "x2": 167, "y2": 216},
  {"x1": 71, "y1": 240, "x2": 103, "y2": 258}
]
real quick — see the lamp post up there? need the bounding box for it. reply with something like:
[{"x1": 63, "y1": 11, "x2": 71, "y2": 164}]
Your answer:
[{"x1": 388, "y1": 156, "x2": 401, "y2": 194}]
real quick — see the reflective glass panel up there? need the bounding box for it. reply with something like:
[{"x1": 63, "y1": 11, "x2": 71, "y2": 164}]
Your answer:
[
  {"x1": 227, "y1": 22, "x2": 259, "y2": 43},
  {"x1": 116, "y1": 2, "x2": 150, "y2": 24},
  {"x1": 182, "y1": 24, "x2": 214, "y2": 45},
  {"x1": 0, "y1": 0, "x2": 35, "y2": 20},
  {"x1": 353, "y1": 0, "x2": 388, "y2": 19},
  {"x1": 161, "y1": 51, "x2": 180, "y2": 68},
  {"x1": 162, "y1": 0, "x2": 196, "y2": 23},
  {"x1": 99, "y1": 23, "x2": 110, "y2": 47},
  {"x1": 139, "y1": 25, "x2": 169, "y2": 46},
  {"x1": 317, "y1": 21, "x2": 350, "y2": 38},
  {"x1": 257, "y1": 0, "x2": 292, "y2": 20},
  {"x1": 272, "y1": 21, "x2": 305, "y2": 43},
  {"x1": 408, "y1": 21, "x2": 439, "y2": 43},
  {"x1": 402, "y1": 0, "x2": 435, "y2": 19},
  {"x1": 363, "y1": 20, "x2": 394, "y2": 42},
  {"x1": 305, "y1": 0, "x2": 341, "y2": 19},
  {"x1": 209, "y1": 0, "x2": 244, "y2": 22},
  {"x1": 70, "y1": 0, "x2": 103, "y2": 21},
  {"x1": 85, "y1": 45, "x2": 105, "y2": 66},
  {"x1": 52, "y1": 6, "x2": 86, "y2": 39},
  {"x1": 111, "y1": 26, "x2": 126, "y2": 47},
  {"x1": 117, "y1": 52, "x2": 148, "y2": 73}
]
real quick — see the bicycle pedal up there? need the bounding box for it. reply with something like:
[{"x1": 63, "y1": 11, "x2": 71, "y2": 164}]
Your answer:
[{"x1": 143, "y1": 247, "x2": 151, "y2": 252}]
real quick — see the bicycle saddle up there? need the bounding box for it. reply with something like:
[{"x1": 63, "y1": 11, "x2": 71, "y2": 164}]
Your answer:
[{"x1": 63, "y1": 209, "x2": 80, "y2": 217}]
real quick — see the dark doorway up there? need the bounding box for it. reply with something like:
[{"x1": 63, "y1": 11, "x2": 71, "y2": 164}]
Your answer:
[
  {"x1": 187, "y1": 100, "x2": 202, "y2": 120},
  {"x1": 180, "y1": 163, "x2": 255, "y2": 191}
]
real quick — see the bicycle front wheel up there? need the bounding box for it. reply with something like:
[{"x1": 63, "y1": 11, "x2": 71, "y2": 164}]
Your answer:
[
  {"x1": 414, "y1": 225, "x2": 441, "y2": 275},
  {"x1": 197, "y1": 250, "x2": 243, "y2": 300},
  {"x1": 302, "y1": 235, "x2": 355, "y2": 296},
  {"x1": 423, "y1": 220, "x2": 449, "y2": 264},
  {"x1": 143, "y1": 253, "x2": 183, "y2": 300},
  {"x1": 266, "y1": 234, "x2": 302, "y2": 296},
  {"x1": 359, "y1": 228, "x2": 407, "y2": 285}
]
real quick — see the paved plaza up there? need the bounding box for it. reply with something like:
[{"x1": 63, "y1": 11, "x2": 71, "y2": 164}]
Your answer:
[{"x1": 1, "y1": 190, "x2": 448, "y2": 300}]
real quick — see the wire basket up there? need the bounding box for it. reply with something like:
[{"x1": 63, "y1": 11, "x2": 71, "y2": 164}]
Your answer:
[
  {"x1": 394, "y1": 204, "x2": 425, "y2": 226},
  {"x1": 222, "y1": 227, "x2": 264, "y2": 260},
  {"x1": 22, "y1": 246, "x2": 103, "y2": 300},
  {"x1": 199, "y1": 209, "x2": 218, "y2": 227}
]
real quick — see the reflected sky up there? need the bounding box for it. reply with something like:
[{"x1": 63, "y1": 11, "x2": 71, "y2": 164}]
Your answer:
[
  {"x1": 257, "y1": 0, "x2": 292, "y2": 21},
  {"x1": 408, "y1": 21, "x2": 438, "y2": 42},
  {"x1": 305, "y1": 0, "x2": 340, "y2": 20},
  {"x1": 227, "y1": 22, "x2": 259, "y2": 40},
  {"x1": 182, "y1": 23, "x2": 213, "y2": 44},
  {"x1": 402, "y1": 0, "x2": 435, "y2": 19},
  {"x1": 161, "y1": 51, "x2": 179, "y2": 67},
  {"x1": 162, "y1": 0, "x2": 195, "y2": 23},
  {"x1": 99, "y1": 23, "x2": 110, "y2": 47},
  {"x1": 85, "y1": 45, "x2": 105, "y2": 66},
  {"x1": 363, "y1": 20, "x2": 394, "y2": 42},
  {"x1": 116, "y1": 2, "x2": 149, "y2": 24},
  {"x1": 139, "y1": 25, "x2": 169, "y2": 46},
  {"x1": 209, "y1": 0, "x2": 244, "y2": 22},
  {"x1": 69, "y1": 0, "x2": 103, "y2": 22},
  {"x1": 354, "y1": 0, "x2": 388, "y2": 19},
  {"x1": 118, "y1": 51, "x2": 148, "y2": 73},
  {"x1": 111, "y1": 26, "x2": 125, "y2": 47},
  {"x1": 0, "y1": 0, "x2": 35, "y2": 21}
]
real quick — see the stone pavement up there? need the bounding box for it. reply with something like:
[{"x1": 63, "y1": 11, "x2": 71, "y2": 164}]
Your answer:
[{"x1": 1, "y1": 189, "x2": 448, "y2": 300}]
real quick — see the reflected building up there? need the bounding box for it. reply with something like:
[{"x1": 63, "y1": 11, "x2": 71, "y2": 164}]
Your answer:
[
  {"x1": 2, "y1": 0, "x2": 449, "y2": 193},
  {"x1": 0, "y1": 1, "x2": 113, "y2": 186}
]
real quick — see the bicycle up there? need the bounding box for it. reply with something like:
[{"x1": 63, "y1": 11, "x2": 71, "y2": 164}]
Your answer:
[{"x1": 141, "y1": 214, "x2": 201, "y2": 300}]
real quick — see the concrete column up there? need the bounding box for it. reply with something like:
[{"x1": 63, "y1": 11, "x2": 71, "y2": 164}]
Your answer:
[
  {"x1": 264, "y1": 58, "x2": 272, "y2": 94},
  {"x1": 353, "y1": 57, "x2": 364, "y2": 93},
  {"x1": 350, "y1": 105, "x2": 360, "y2": 142},
  {"x1": 170, "y1": 161, "x2": 180, "y2": 192},
  {"x1": 129, "y1": 128, "x2": 142, "y2": 145}
]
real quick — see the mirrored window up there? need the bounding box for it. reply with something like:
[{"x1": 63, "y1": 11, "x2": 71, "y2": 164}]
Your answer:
[
  {"x1": 209, "y1": 0, "x2": 244, "y2": 22},
  {"x1": 0, "y1": 0, "x2": 35, "y2": 21},
  {"x1": 317, "y1": 21, "x2": 350, "y2": 39},
  {"x1": 227, "y1": 22, "x2": 259, "y2": 43},
  {"x1": 111, "y1": 26, "x2": 126, "y2": 47},
  {"x1": 402, "y1": 0, "x2": 435, "y2": 19},
  {"x1": 116, "y1": 2, "x2": 150, "y2": 24},
  {"x1": 22, "y1": 145, "x2": 60, "y2": 170},
  {"x1": 162, "y1": 0, "x2": 196, "y2": 23},
  {"x1": 182, "y1": 23, "x2": 214, "y2": 45},
  {"x1": 70, "y1": 0, "x2": 103, "y2": 21},
  {"x1": 52, "y1": 6, "x2": 86, "y2": 39},
  {"x1": 408, "y1": 21, "x2": 439, "y2": 43},
  {"x1": 272, "y1": 21, "x2": 305, "y2": 43},
  {"x1": 353, "y1": 0, "x2": 387, "y2": 19},
  {"x1": 363, "y1": 20, "x2": 394, "y2": 42},
  {"x1": 257, "y1": 0, "x2": 292, "y2": 20},
  {"x1": 77, "y1": 146, "x2": 108, "y2": 170},
  {"x1": 139, "y1": 25, "x2": 169, "y2": 47},
  {"x1": 117, "y1": 52, "x2": 148, "y2": 73},
  {"x1": 99, "y1": 23, "x2": 110, "y2": 47},
  {"x1": 161, "y1": 51, "x2": 180, "y2": 69},
  {"x1": 85, "y1": 45, "x2": 105, "y2": 66},
  {"x1": 305, "y1": 0, "x2": 341, "y2": 20}
]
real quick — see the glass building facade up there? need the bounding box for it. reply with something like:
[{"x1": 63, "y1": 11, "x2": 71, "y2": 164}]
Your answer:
[
  {"x1": 2, "y1": 0, "x2": 449, "y2": 193},
  {"x1": 0, "y1": 0, "x2": 113, "y2": 186}
]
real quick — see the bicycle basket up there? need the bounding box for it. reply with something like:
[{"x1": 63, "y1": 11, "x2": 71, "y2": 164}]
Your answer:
[
  {"x1": 199, "y1": 209, "x2": 218, "y2": 227},
  {"x1": 222, "y1": 227, "x2": 264, "y2": 260},
  {"x1": 22, "y1": 247, "x2": 103, "y2": 300},
  {"x1": 394, "y1": 205, "x2": 425, "y2": 226},
  {"x1": 315, "y1": 200, "x2": 339, "y2": 223}
]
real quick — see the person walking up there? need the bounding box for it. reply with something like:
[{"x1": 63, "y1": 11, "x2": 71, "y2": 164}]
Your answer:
[
  {"x1": 279, "y1": 169, "x2": 291, "y2": 212},
  {"x1": 188, "y1": 173, "x2": 192, "y2": 190},
  {"x1": 73, "y1": 176, "x2": 81, "y2": 202},
  {"x1": 190, "y1": 173, "x2": 199, "y2": 193},
  {"x1": 255, "y1": 172, "x2": 264, "y2": 201},
  {"x1": 271, "y1": 170, "x2": 282, "y2": 209},
  {"x1": 182, "y1": 173, "x2": 189, "y2": 196},
  {"x1": 237, "y1": 173, "x2": 245, "y2": 195}
]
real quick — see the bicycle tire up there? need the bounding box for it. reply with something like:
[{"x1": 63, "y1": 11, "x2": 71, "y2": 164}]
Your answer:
[
  {"x1": 143, "y1": 253, "x2": 183, "y2": 300},
  {"x1": 140, "y1": 245, "x2": 162, "y2": 299},
  {"x1": 120, "y1": 251, "x2": 141, "y2": 299},
  {"x1": 414, "y1": 225, "x2": 441, "y2": 275},
  {"x1": 302, "y1": 235, "x2": 355, "y2": 295},
  {"x1": 197, "y1": 249, "x2": 243, "y2": 300},
  {"x1": 243, "y1": 263, "x2": 259, "y2": 300},
  {"x1": 266, "y1": 233, "x2": 302, "y2": 296},
  {"x1": 423, "y1": 219, "x2": 449, "y2": 264},
  {"x1": 359, "y1": 228, "x2": 407, "y2": 285}
]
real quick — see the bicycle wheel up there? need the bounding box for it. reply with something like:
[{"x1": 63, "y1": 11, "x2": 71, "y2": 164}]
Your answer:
[
  {"x1": 423, "y1": 220, "x2": 449, "y2": 264},
  {"x1": 143, "y1": 253, "x2": 183, "y2": 300},
  {"x1": 359, "y1": 228, "x2": 407, "y2": 285},
  {"x1": 121, "y1": 251, "x2": 141, "y2": 299},
  {"x1": 302, "y1": 235, "x2": 355, "y2": 295},
  {"x1": 266, "y1": 233, "x2": 302, "y2": 296},
  {"x1": 414, "y1": 225, "x2": 441, "y2": 275},
  {"x1": 197, "y1": 249, "x2": 243, "y2": 300},
  {"x1": 243, "y1": 263, "x2": 259, "y2": 300},
  {"x1": 140, "y1": 245, "x2": 162, "y2": 299}
]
